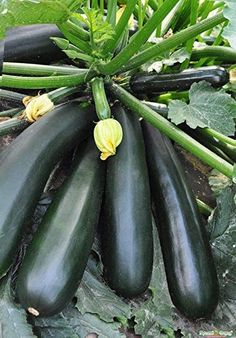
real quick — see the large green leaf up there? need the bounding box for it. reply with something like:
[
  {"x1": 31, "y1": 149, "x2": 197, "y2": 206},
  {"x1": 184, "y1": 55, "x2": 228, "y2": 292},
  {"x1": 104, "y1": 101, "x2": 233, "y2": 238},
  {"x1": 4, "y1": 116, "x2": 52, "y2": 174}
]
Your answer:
[
  {"x1": 75, "y1": 266, "x2": 131, "y2": 325},
  {"x1": 208, "y1": 185, "x2": 236, "y2": 330},
  {"x1": 168, "y1": 81, "x2": 236, "y2": 136},
  {"x1": 33, "y1": 304, "x2": 126, "y2": 338},
  {"x1": 0, "y1": 277, "x2": 36, "y2": 338},
  {"x1": 0, "y1": 0, "x2": 82, "y2": 39},
  {"x1": 132, "y1": 224, "x2": 175, "y2": 337},
  {"x1": 222, "y1": 0, "x2": 236, "y2": 50}
]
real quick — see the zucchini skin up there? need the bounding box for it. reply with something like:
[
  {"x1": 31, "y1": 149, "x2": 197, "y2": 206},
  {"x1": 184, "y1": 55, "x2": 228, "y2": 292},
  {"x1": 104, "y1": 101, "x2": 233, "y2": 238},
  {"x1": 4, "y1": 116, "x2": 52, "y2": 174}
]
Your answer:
[
  {"x1": 101, "y1": 104, "x2": 153, "y2": 297},
  {"x1": 0, "y1": 102, "x2": 95, "y2": 277},
  {"x1": 142, "y1": 121, "x2": 219, "y2": 319},
  {"x1": 16, "y1": 140, "x2": 104, "y2": 316},
  {"x1": 130, "y1": 66, "x2": 229, "y2": 94},
  {"x1": 4, "y1": 25, "x2": 63, "y2": 63}
]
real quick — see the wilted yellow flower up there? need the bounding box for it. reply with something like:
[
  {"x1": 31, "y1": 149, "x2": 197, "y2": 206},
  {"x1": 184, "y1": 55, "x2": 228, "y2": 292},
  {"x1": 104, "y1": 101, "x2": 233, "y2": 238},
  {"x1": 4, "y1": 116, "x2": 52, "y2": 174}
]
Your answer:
[
  {"x1": 94, "y1": 118, "x2": 123, "y2": 160},
  {"x1": 23, "y1": 94, "x2": 54, "y2": 122}
]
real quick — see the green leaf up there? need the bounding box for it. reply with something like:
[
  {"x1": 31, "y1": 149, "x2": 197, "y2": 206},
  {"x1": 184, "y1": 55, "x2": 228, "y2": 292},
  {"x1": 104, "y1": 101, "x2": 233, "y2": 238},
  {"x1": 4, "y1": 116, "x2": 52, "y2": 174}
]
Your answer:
[
  {"x1": 222, "y1": 1, "x2": 236, "y2": 50},
  {"x1": 33, "y1": 311, "x2": 80, "y2": 338},
  {"x1": 168, "y1": 81, "x2": 236, "y2": 136},
  {"x1": 208, "y1": 169, "x2": 232, "y2": 195},
  {"x1": 132, "y1": 223, "x2": 175, "y2": 337},
  {"x1": 0, "y1": 277, "x2": 36, "y2": 338},
  {"x1": 208, "y1": 185, "x2": 236, "y2": 329},
  {"x1": 33, "y1": 304, "x2": 126, "y2": 338},
  {"x1": 0, "y1": 0, "x2": 82, "y2": 39},
  {"x1": 74, "y1": 7, "x2": 114, "y2": 54},
  {"x1": 142, "y1": 48, "x2": 190, "y2": 73},
  {"x1": 75, "y1": 267, "x2": 131, "y2": 325}
]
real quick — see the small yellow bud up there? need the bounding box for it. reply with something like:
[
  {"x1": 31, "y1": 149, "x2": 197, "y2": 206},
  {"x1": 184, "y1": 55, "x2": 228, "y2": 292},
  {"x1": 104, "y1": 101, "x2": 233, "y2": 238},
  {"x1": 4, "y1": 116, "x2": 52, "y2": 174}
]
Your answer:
[
  {"x1": 23, "y1": 94, "x2": 54, "y2": 122},
  {"x1": 94, "y1": 118, "x2": 123, "y2": 160}
]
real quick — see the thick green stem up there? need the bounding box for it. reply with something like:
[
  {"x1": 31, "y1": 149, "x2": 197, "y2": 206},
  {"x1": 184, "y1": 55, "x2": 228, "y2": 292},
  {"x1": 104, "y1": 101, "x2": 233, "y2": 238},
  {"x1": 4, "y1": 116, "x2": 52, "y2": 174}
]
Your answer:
[
  {"x1": 102, "y1": 0, "x2": 137, "y2": 55},
  {"x1": 1, "y1": 71, "x2": 96, "y2": 89},
  {"x1": 180, "y1": 0, "x2": 199, "y2": 70},
  {"x1": 63, "y1": 20, "x2": 90, "y2": 41},
  {"x1": 91, "y1": 77, "x2": 111, "y2": 120},
  {"x1": 0, "y1": 108, "x2": 22, "y2": 118},
  {"x1": 191, "y1": 46, "x2": 236, "y2": 63},
  {"x1": 107, "y1": 0, "x2": 117, "y2": 26},
  {"x1": 120, "y1": 12, "x2": 226, "y2": 73},
  {"x1": 161, "y1": 0, "x2": 185, "y2": 36},
  {"x1": 3, "y1": 63, "x2": 87, "y2": 76},
  {"x1": 148, "y1": 0, "x2": 158, "y2": 11},
  {"x1": 196, "y1": 199, "x2": 213, "y2": 216},
  {"x1": 57, "y1": 23, "x2": 92, "y2": 54},
  {"x1": 202, "y1": 128, "x2": 236, "y2": 147},
  {"x1": 47, "y1": 87, "x2": 79, "y2": 102},
  {"x1": 109, "y1": 82, "x2": 233, "y2": 178},
  {"x1": 98, "y1": 0, "x2": 180, "y2": 75}
]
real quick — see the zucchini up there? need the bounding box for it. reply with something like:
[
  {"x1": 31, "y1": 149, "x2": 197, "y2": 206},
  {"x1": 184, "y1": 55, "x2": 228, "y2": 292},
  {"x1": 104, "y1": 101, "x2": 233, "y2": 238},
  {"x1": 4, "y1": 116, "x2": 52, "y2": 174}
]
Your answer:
[
  {"x1": 16, "y1": 140, "x2": 104, "y2": 317},
  {"x1": 130, "y1": 66, "x2": 229, "y2": 94},
  {"x1": 0, "y1": 101, "x2": 95, "y2": 277},
  {"x1": 142, "y1": 121, "x2": 219, "y2": 319},
  {"x1": 101, "y1": 104, "x2": 153, "y2": 297},
  {"x1": 0, "y1": 40, "x2": 3, "y2": 74},
  {"x1": 4, "y1": 25, "x2": 63, "y2": 63}
]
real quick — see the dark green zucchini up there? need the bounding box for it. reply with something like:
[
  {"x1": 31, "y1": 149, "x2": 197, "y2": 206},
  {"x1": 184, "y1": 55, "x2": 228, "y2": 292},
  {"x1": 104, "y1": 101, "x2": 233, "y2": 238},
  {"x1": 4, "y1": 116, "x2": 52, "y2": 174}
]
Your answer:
[
  {"x1": 0, "y1": 102, "x2": 95, "y2": 278},
  {"x1": 130, "y1": 66, "x2": 229, "y2": 94},
  {"x1": 101, "y1": 104, "x2": 153, "y2": 297},
  {"x1": 142, "y1": 121, "x2": 219, "y2": 319},
  {"x1": 0, "y1": 40, "x2": 3, "y2": 74},
  {"x1": 16, "y1": 140, "x2": 104, "y2": 317},
  {"x1": 4, "y1": 25, "x2": 63, "y2": 63}
]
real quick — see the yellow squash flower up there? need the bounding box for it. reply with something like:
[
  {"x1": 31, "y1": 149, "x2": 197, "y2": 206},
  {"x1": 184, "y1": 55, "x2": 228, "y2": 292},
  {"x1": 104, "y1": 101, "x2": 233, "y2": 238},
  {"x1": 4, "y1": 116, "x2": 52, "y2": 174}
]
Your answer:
[
  {"x1": 23, "y1": 94, "x2": 54, "y2": 122},
  {"x1": 94, "y1": 118, "x2": 123, "y2": 160}
]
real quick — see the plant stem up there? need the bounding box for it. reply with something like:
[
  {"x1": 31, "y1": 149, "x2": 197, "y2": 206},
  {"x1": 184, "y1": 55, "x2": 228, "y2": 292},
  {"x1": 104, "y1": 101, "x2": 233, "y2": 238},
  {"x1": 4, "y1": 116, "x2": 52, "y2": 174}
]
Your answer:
[
  {"x1": 62, "y1": 20, "x2": 90, "y2": 41},
  {"x1": 0, "y1": 89, "x2": 25, "y2": 102},
  {"x1": 1, "y1": 70, "x2": 97, "y2": 89},
  {"x1": 0, "y1": 118, "x2": 28, "y2": 137},
  {"x1": 161, "y1": 0, "x2": 185, "y2": 36},
  {"x1": 0, "y1": 107, "x2": 22, "y2": 118},
  {"x1": 102, "y1": 0, "x2": 136, "y2": 56},
  {"x1": 47, "y1": 87, "x2": 80, "y2": 103},
  {"x1": 148, "y1": 0, "x2": 158, "y2": 11},
  {"x1": 91, "y1": 77, "x2": 111, "y2": 119},
  {"x1": 3, "y1": 63, "x2": 87, "y2": 76},
  {"x1": 57, "y1": 24, "x2": 92, "y2": 54},
  {"x1": 120, "y1": 12, "x2": 226, "y2": 73},
  {"x1": 107, "y1": 0, "x2": 117, "y2": 26},
  {"x1": 196, "y1": 199, "x2": 213, "y2": 216},
  {"x1": 100, "y1": 0, "x2": 104, "y2": 15},
  {"x1": 191, "y1": 46, "x2": 236, "y2": 63},
  {"x1": 201, "y1": 128, "x2": 236, "y2": 147},
  {"x1": 180, "y1": 0, "x2": 199, "y2": 70},
  {"x1": 98, "y1": 0, "x2": 180, "y2": 75},
  {"x1": 109, "y1": 82, "x2": 233, "y2": 178}
]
